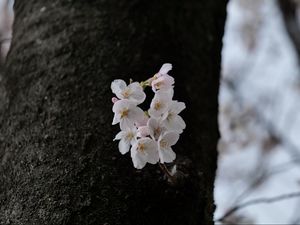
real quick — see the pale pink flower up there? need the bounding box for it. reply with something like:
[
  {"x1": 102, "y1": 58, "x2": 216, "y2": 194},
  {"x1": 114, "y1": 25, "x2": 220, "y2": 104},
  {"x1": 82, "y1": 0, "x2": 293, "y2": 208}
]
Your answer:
[
  {"x1": 152, "y1": 63, "x2": 174, "y2": 92},
  {"x1": 147, "y1": 118, "x2": 165, "y2": 140},
  {"x1": 158, "y1": 132, "x2": 179, "y2": 163},
  {"x1": 152, "y1": 75, "x2": 174, "y2": 92},
  {"x1": 148, "y1": 90, "x2": 173, "y2": 118},
  {"x1": 130, "y1": 138, "x2": 159, "y2": 169},
  {"x1": 114, "y1": 127, "x2": 137, "y2": 154},
  {"x1": 111, "y1": 79, "x2": 146, "y2": 104},
  {"x1": 112, "y1": 99, "x2": 145, "y2": 129},
  {"x1": 162, "y1": 101, "x2": 186, "y2": 133}
]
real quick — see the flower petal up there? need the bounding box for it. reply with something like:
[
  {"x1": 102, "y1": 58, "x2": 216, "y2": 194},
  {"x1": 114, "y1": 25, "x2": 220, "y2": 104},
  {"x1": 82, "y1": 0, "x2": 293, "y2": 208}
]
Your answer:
[
  {"x1": 112, "y1": 113, "x2": 120, "y2": 125},
  {"x1": 159, "y1": 63, "x2": 172, "y2": 75},
  {"x1": 114, "y1": 130, "x2": 125, "y2": 140},
  {"x1": 131, "y1": 143, "x2": 147, "y2": 169},
  {"x1": 130, "y1": 91, "x2": 146, "y2": 104},
  {"x1": 162, "y1": 132, "x2": 179, "y2": 146},
  {"x1": 151, "y1": 75, "x2": 174, "y2": 92},
  {"x1": 144, "y1": 138, "x2": 159, "y2": 164},
  {"x1": 137, "y1": 126, "x2": 150, "y2": 138},
  {"x1": 149, "y1": 91, "x2": 172, "y2": 117},
  {"x1": 130, "y1": 138, "x2": 159, "y2": 168},
  {"x1": 119, "y1": 139, "x2": 130, "y2": 155},
  {"x1": 120, "y1": 118, "x2": 135, "y2": 130},
  {"x1": 158, "y1": 147, "x2": 176, "y2": 163},
  {"x1": 174, "y1": 115, "x2": 186, "y2": 131},
  {"x1": 163, "y1": 115, "x2": 186, "y2": 133},
  {"x1": 128, "y1": 82, "x2": 142, "y2": 92},
  {"x1": 111, "y1": 79, "x2": 126, "y2": 99},
  {"x1": 135, "y1": 114, "x2": 149, "y2": 127},
  {"x1": 147, "y1": 118, "x2": 164, "y2": 140},
  {"x1": 147, "y1": 118, "x2": 159, "y2": 138},
  {"x1": 127, "y1": 82, "x2": 146, "y2": 104},
  {"x1": 112, "y1": 99, "x2": 128, "y2": 113},
  {"x1": 129, "y1": 106, "x2": 145, "y2": 124},
  {"x1": 170, "y1": 101, "x2": 186, "y2": 114},
  {"x1": 161, "y1": 75, "x2": 175, "y2": 89}
]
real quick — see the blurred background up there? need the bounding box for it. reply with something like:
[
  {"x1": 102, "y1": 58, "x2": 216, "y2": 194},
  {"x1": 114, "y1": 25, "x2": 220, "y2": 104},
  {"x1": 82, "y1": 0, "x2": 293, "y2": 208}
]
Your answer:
[
  {"x1": 215, "y1": 0, "x2": 300, "y2": 224},
  {"x1": 1, "y1": 0, "x2": 300, "y2": 224}
]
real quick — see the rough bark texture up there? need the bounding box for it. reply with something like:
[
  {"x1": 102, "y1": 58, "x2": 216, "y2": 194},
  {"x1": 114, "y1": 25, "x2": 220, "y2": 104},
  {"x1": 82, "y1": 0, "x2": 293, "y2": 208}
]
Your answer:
[{"x1": 0, "y1": 1, "x2": 227, "y2": 225}]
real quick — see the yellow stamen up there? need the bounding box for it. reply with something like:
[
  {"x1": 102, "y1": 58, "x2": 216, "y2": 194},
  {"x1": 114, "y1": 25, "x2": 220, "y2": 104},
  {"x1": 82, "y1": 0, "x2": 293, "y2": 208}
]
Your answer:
[
  {"x1": 120, "y1": 109, "x2": 129, "y2": 118},
  {"x1": 138, "y1": 142, "x2": 146, "y2": 152},
  {"x1": 155, "y1": 82, "x2": 162, "y2": 88},
  {"x1": 167, "y1": 112, "x2": 173, "y2": 121},
  {"x1": 154, "y1": 102, "x2": 162, "y2": 110},
  {"x1": 160, "y1": 140, "x2": 168, "y2": 149},
  {"x1": 154, "y1": 127, "x2": 161, "y2": 137},
  {"x1": 122, "y1": 88, "x2": 131, "y2": 98},
  {"x1": 126, "y1": 132, "x2": 134, "y2": 140}
]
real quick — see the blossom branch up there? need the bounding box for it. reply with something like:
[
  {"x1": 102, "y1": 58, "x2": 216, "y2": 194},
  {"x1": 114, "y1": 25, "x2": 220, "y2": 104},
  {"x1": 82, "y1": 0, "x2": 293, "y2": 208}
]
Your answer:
[{"x1": 111, "y1": 63, "x2": 186, "y2": 173}]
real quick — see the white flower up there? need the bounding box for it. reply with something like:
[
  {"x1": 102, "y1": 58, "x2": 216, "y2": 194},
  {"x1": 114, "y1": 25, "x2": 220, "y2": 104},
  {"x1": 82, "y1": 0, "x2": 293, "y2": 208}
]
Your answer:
[
  {"x1": 162, "y1": 101, "x2": 186, "y2": 133},
  {"x1": 152, "y1": 64, "x2": 174, "y2": 92},
  {"x1": 111, "y1": 79, "x2": 146, "y2": 104},
  {"x1": 131, "y1": 138, "x2": 159, "y2": 169},
  {"x1": 114, "y1": 127, "x2": 137, "y2": 154},
  {"x1": 112, "y1": 99, "x2": 145, "y2": 129},
  {"x1": 158, "y1": 132, "x2": 179, "y2": 163},
  {"x1": 147, "y1": 118, "x2": 165, "y2": 140},
  {"x1": 148, "y1": 90, "x2": 173, "y2": 118}
]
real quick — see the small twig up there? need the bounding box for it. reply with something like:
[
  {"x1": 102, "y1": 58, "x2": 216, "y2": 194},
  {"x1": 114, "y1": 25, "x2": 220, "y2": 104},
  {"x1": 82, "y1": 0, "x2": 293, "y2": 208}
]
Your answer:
[
  {"x1": 224, "y1": 77, "x2": 300, "y2": 165},
  {"x1": 233, "y1": 158, "x2": 298, "y2": 206},
  {"x1": 158, "y1": 163, "x2": 176, "y2": 183},
  {"x1": 216, "y1": 192, "x2": 300, "y2": 222}
]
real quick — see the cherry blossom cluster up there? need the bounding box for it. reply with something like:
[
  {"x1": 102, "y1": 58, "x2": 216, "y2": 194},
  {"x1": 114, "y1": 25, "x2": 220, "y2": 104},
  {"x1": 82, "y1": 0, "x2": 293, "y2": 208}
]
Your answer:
[{"x1": 111, "y1": 63, "x2": 186, "y2": 169}]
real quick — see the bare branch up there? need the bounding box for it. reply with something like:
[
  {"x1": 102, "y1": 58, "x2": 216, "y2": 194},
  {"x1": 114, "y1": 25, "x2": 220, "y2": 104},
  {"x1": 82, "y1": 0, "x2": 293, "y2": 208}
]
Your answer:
[
  {"x1": 223, "y1": 77, "x2": 300, "y2": 165},
  {"x1": 216, "y1": 192, "x2": 300, "y2": 223},
  {"x1": 232, "y1": 159, "x2": 298, "y2": 206}
]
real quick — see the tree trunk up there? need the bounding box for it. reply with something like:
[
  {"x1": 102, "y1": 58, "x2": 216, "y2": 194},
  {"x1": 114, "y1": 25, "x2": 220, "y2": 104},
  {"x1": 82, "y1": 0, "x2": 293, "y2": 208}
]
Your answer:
[
  {"x1": 278, "y1": 0, "x2": 300, "y2": 65},
  {"x1": 0, "y1": 1, "x2": 227, "y2": 225}
]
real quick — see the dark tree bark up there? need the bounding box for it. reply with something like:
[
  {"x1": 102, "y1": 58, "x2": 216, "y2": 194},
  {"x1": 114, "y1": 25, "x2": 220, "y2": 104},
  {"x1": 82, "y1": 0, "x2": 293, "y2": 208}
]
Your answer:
[
  {"x1": 0, "y1": 1, "x2": 227, "y2": 225},
  {"x1": 278, "y1": 0, "x2": 300, "y2": 65}
]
